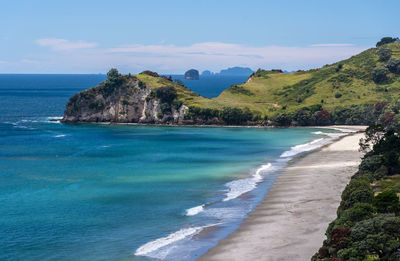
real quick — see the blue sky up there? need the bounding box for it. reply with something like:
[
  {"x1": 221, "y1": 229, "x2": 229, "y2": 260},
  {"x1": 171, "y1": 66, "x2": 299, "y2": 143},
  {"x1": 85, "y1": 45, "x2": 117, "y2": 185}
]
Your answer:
[{"x1": 1, "y1": 0, "x2": 399, "y2": 73}]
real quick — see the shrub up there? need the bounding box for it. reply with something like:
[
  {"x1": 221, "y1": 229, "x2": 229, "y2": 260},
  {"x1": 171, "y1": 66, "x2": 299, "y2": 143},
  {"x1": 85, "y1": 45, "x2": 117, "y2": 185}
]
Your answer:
[
  {"x1": 156, "y1": 86, "x2": 177, "y2": 104},
  {"x1": 376, "y1": 37, "x2": 399, "y2": 47},
  {"x1": 173, "y1": 79, "x2": 184, "y2": 86},
  {"x1": 340, "y1": 177, "x2": 374, "y2": 211},
  {"x1": 335, "y1": 203, "x2": 375, "y2": 227},
  {"x1": 315, "y1": 110, "x2": 331, "y2": 125},
  {"x1": 371, "y1": 66, "x2": 389, "y2": 84},
  {"x1": 359, "y1": 155, "x2": 384, "y2": 173},
  {"x1": 334, "y1": 92, "x2": 342, "y2": 98},
  {"x1": 335, "y1": 63, "x2": 343, "y2": 72},
  {"x1": 377, "y1": 48, "x2": 392, "y2": 62},
  {"x1": 387, "y1": 58, "x2": 400, "y2": 74},
  {"x1": 274, "y1": 113, "x2": 292, "y2": 126},
  {"x1": 342, "y1": 214, "x2": 400, "y2": 260},
  {"x1": 293, "y1": 109, "x2": 313, "y2": 126},
  {"x1": 140, "y1": 70, "x2": 159, "y2": 77},
  {"x1": 220, "y1": 107, "x2": 253, "y2": 125},
  {"x1": 373, "y1": 190, "x2": 400, "y2": 214}
]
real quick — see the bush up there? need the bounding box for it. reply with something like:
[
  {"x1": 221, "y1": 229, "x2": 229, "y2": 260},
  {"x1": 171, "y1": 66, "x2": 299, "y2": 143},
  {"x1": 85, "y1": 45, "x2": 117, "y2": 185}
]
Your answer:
[
  {"x1": 339, "y1": 177, "x2": 374, "y2": 211},
  {"x1": 220, "y1": 107, "x2": 253, "y2": 125},
  {"x1": 374, "y1": 190, "x2": 400, "y2": 214},
  {"x1": 140, "y1": 70, "x2": 159, "y2": 77},
  {"x1": 293, "y1": 109, "x2": 313, "y2": 126},
  {"x1": 376, "y1": 37, "x2": 399, "y2": 47},
  {"x1": 341, "y1": 214, "x2": 400, "y2": 260},
  {"x1": 387, "y1": 58, "x2": 400, "y2": 74},
  {"x1": 335, "y1": 63, "x2": 343, "y2": 72},
  {"x1": 335, "y1": 203, "x2": 375, "y2": 227},
  {"x1": 274, "y1": 113, "x2": 292, "y2": 126},
  {"x1": 156, "y1": 86, "x2": 177, "y2": 104},
  {"x1": 372, "y1": 66, "x2": 389, "y2": 84},
  {"x1": 315, "y1": 110, "x2": 331, "y2": 125},
  {"x1": 359, "y1": 155, "x2": 384, "y2": 173},
  {"x1": 377, "y1": 48, "x2": 393, "y2": 62},
  {"x1": 334, "y1": 92, "x2": 342, "y2": 98}
]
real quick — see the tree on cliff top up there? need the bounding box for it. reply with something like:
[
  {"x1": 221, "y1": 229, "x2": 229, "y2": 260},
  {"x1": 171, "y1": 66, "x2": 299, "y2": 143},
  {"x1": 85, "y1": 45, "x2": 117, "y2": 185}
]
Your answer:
[
  {"x1": 376, "y1": 37, "x2": 399, "y2": 47},
  {"x1": 105, "y1": 68, "x2": 122, "y2": 87}
]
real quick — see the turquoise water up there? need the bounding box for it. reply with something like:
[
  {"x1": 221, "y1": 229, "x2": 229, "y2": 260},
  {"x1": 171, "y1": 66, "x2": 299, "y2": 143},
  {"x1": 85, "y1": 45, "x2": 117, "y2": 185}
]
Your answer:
[{"x1": 0, "y1": 74, "x2": 339, "y2": 260}]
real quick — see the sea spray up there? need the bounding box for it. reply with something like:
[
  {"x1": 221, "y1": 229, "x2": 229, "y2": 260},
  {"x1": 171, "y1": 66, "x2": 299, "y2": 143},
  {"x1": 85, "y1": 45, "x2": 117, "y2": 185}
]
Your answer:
[{"x1": 185, "y1": 205, "x2": 205, "y2": 216}]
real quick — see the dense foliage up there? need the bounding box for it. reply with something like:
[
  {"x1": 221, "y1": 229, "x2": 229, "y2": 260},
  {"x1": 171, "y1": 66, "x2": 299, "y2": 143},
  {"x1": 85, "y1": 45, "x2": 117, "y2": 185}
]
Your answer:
[
  {"x1": 313, "y1": 126, "x2": 400, "y2": 261},
  {"x1": 376, "y1": 37, "x2": 399, "y2": 47}
]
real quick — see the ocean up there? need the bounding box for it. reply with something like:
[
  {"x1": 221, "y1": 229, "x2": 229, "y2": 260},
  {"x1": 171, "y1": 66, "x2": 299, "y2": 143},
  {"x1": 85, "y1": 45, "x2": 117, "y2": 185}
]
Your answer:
[{"x1": 0, "y1": 74, "x2": 347, "y2": 260}]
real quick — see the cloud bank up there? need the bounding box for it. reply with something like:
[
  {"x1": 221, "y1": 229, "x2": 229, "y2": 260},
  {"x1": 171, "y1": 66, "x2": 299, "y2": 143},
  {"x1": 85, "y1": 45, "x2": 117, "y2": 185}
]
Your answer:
[{"x1": 2, "y1": 40, "x2": 369, "y2": 73}]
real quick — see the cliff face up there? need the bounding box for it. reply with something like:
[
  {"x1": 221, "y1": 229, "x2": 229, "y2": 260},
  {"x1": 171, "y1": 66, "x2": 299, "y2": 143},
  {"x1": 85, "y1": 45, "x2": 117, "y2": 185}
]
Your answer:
[{"x1": 62, "y1": 76, "x2": 188, "y2": 124}]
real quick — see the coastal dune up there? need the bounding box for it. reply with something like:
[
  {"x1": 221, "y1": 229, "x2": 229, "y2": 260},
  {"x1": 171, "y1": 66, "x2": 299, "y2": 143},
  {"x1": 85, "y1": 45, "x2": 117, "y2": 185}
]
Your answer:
[{"x1": 199, "y1": 130, "x2": 365, "y2": 261}]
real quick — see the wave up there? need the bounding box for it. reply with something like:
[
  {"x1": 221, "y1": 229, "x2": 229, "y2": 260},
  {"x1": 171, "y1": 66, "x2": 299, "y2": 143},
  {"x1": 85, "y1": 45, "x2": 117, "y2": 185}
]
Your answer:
[
  {"x1": 53, "y1": 134, "x2": 66, "y2": 138},
  {"x1": 46, "y1": 116, "x2": 63, "y2": 123},
  {"x1": 280, "y1": 138, "x2": 326, "y2": 158},
  {"x1": 135, "y1": 224, "x2": 217, "y2": 258},
  {"x1": 185, "y1": 205, "x2": 205, "y2": 216},
  {"x1": 223, "y1": 163, "x2": 272, "y2": 202}
]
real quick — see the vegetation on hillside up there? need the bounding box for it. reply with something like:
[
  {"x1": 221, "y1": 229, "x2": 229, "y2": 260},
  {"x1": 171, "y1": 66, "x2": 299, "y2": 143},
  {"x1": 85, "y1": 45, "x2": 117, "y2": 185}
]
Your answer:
[{"x1": 313, "y1": 125, "x2": 400, "y2": 261}]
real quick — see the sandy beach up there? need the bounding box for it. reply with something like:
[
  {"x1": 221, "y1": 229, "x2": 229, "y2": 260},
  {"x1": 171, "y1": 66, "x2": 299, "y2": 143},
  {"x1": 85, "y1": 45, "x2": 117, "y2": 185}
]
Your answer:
[{"x1": 199, "y1": 127, "x2": 366, "y2": 261}]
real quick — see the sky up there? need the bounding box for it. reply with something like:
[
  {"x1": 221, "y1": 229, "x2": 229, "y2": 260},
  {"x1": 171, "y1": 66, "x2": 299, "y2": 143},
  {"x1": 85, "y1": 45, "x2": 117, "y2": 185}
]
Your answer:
[{"x1": 1, "y1": 0, "x2": 399, "y2": 74}]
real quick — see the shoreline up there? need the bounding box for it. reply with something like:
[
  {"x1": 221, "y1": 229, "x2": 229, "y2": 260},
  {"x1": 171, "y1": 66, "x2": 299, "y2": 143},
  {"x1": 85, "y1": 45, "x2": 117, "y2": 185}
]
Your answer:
[
  {"x1": 198, "y1": 128, "x2": 365, "y2": 261},
  {"x1": 54, "y1": 118, "x2": 367, "y2": 131}
]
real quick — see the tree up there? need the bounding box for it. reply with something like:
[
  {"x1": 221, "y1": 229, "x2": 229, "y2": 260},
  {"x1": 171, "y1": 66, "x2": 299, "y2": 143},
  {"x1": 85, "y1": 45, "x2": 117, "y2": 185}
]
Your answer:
[
  {"x1": 106, "y1": 68, "x2": 121, "y2": 86},
  {"x1": 387, "y1": 58, "x2": 400, "y2": 74},
  {"x1": 376, "y1": 37, "x2": 399, "y2": 47},
  {"x1": 359, "y1": 125, "x2": 385, "y2": 153},
  {"x1": 377, "y1": 48, "x2": 392, "y2": 62},
  {"x1": 315, "y1": 110, "x2": 331, "y2": 125},
  {"x1": 371, "y1": 66, "x2": 389, "y2": 84}
]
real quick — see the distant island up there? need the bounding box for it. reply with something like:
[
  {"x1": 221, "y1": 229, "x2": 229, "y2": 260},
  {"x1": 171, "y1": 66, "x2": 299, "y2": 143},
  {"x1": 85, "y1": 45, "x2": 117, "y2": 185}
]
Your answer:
[
  {"x1": 201, "y1": 67, "x2": 254, "y2": 77},
  {"x1": 184, "y1": 69, "x2": 199, "y2": 80}
]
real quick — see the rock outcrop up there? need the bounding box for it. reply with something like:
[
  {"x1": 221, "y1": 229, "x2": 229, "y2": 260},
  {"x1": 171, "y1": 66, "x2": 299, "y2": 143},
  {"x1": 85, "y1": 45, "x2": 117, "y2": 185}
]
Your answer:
[
  {"x1": 61, "y1": 76, "x2": 188, "y2": 124},
  {"x1": 184, "y1": 69, "x2": 199, "y2": 80}
]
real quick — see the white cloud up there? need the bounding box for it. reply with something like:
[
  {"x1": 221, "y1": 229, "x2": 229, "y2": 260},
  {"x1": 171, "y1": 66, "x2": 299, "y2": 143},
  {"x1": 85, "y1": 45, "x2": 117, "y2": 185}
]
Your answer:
[
  {"x1": 100, "y1": 42, "x2": 367, "y2": 73},
  {"x1": 310, "y1": 43, "x2": 355, "y2": 47},
  {"x1": 36, "y1": 38, "x2": 98, "y2": 51},
  {"x1": 5, "y1": 40, "x2": 368, "y2": 73}
]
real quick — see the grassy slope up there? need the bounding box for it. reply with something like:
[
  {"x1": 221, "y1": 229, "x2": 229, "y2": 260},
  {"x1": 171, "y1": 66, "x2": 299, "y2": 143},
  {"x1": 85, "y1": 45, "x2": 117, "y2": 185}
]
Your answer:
[
  {"x1": 212, "y1": 43, "x2": 400, "y2": 117},
  {"x1": 134, "y1": 43, "x2": 400, "y2": 118}
]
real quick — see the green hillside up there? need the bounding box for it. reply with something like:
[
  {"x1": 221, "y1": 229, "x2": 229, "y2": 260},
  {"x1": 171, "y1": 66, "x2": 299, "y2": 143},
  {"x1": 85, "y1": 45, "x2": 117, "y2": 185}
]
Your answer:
[{"x1": 213, "y1": 42, "x2": 400, "y2": 117}]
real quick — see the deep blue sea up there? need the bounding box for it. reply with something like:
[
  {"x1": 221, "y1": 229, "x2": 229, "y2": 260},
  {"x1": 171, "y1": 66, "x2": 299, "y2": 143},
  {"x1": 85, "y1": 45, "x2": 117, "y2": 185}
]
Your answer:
[
  {"x1": 171, "y1": 75, "x2": 250, "y2": 98},
  {"x1": 0, "y1": 74, "x2": 343, "y2": 261}
]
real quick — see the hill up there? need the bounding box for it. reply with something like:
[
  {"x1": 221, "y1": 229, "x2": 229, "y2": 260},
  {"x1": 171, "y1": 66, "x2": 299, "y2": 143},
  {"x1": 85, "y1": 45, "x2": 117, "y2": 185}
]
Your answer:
[{"x1": 62, "y1": 43, "x2": 400, "y2": 126}]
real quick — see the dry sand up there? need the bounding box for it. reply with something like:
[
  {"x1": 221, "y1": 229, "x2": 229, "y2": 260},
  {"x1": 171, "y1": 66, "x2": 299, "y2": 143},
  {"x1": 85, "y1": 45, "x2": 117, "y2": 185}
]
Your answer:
[{"x1": 199, "y1": 127, "x2": 365, "y2": 261}]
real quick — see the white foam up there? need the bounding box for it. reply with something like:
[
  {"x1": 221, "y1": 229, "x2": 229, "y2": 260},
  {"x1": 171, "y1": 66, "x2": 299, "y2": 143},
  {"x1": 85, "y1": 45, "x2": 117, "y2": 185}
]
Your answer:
[
  {"x1": 135, "y1": 224, "x2": 215, "y2": 257},
  {"x1": 280, "y1": 138, "x2": 326, "y2": 158},
  {"x1": 223, "y1": 163, "x2": 272, "y2": 202},
  {"x1": 185, "y1": 205, "x2": 205, "y2": 216},
  {"x1": 312, "y1": 131, "x2": 324, "y2": 135},
  {"x1": 53, "y1": 134, "x2": 66, "y2": 138},
  {"x1": 47, "y1": 116, "x2": 63, "y2": 123}
]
